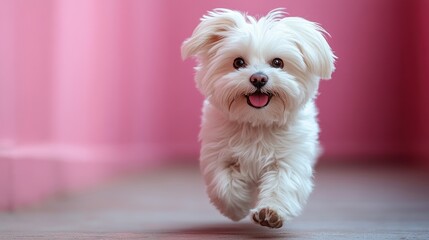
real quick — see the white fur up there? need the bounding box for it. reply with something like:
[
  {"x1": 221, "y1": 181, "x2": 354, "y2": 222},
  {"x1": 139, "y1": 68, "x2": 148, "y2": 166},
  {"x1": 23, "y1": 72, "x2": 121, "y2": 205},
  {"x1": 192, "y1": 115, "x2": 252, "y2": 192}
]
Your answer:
[{"x1": 182, "y1": 8, "x2": 335, "y2": 228}]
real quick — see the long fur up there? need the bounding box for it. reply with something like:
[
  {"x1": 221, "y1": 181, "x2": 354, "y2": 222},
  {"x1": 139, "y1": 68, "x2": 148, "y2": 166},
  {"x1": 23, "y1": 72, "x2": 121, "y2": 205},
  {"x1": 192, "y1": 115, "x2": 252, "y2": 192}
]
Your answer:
[{"x1": 182, "y1": 8, "x2": 335, "y2": 228}]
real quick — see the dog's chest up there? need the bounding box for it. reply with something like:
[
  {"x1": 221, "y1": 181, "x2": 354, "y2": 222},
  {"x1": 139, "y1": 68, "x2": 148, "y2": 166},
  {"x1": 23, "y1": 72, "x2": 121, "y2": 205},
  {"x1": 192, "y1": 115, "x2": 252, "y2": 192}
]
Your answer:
[{"x1": 227, "y1": 125, "x2": 285, "y2": 177}]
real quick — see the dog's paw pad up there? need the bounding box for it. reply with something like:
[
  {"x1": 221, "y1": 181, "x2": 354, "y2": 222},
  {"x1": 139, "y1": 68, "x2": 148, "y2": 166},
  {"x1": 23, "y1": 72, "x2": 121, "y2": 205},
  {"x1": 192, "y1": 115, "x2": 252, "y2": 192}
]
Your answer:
[{"x1": 252, "y1": 208, "x2": 283, "y2": 228}]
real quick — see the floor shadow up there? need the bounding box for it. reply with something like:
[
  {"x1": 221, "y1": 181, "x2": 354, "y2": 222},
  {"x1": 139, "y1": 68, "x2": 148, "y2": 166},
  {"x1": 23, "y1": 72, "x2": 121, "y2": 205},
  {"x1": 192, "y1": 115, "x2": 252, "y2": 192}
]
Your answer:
[{"x1": 158, "y1": 222, "x2": 298, "y2": 239}]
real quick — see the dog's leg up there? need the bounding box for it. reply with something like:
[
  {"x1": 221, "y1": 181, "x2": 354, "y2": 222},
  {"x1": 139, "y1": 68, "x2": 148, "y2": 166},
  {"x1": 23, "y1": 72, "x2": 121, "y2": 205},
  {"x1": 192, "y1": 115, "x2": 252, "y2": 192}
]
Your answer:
[
  {"x1": 251, "y1": 161, "x2": 313, "y2": 228},
  {"x1": 203, "y1": 160, "x2": 254, "y2": 221}
]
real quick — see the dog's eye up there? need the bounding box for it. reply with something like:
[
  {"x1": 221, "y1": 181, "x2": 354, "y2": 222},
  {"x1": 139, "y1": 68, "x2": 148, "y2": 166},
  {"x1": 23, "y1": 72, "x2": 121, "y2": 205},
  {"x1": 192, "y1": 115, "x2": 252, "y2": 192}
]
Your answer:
[
  {"x1": 233, "y1": 57, "x2": 246, "y2": 69},
  {"x1": 271, "y1": 58, "x2": 284, "y2": 69}
]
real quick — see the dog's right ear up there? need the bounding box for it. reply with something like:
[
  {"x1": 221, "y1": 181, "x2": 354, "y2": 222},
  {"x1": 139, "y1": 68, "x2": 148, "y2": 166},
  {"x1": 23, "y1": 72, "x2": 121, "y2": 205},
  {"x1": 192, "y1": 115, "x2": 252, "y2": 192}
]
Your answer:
[
  {"x1": 181, "y1": 9, "x2": 245, "y2": 60},
  {"x1": 280, "y1": 17, "x2": 336, "y2": 79}
]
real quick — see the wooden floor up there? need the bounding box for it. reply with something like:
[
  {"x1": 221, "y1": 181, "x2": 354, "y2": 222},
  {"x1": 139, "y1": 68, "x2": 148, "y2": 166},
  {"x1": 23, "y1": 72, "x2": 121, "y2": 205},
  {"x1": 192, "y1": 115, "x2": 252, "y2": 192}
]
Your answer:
[{"x1": 1, "y1": 162, "x2": 429, "y2": 239}]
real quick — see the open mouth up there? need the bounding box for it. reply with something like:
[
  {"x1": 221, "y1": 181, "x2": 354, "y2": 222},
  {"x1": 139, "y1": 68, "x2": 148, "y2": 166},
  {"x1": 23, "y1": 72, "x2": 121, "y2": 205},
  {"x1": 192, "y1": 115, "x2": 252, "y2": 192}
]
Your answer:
[{"x1": 245, "y1": 90, "x2": 273, "y2": 109}]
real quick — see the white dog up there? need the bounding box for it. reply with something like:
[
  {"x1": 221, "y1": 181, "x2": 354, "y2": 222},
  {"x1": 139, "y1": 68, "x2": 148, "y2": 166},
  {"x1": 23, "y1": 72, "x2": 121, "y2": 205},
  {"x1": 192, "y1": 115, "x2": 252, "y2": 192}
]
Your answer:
[{"x1": 182, "y1": 8, "x2": 335, "y2": 228}]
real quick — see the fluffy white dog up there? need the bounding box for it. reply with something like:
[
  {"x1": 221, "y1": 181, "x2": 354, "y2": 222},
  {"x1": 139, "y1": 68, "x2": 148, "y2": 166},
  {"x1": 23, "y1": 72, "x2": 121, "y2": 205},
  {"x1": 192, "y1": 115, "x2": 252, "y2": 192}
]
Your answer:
[{"x1": 181, "y1": 8, "x2": 335, "y2": 228}]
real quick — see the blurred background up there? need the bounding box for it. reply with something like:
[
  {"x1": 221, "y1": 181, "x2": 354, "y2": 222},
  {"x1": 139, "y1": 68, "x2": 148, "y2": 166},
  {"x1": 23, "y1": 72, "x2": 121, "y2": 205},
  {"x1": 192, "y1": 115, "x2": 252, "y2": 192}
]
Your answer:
[{"x1": 0, "y1": 0, "x2": 428, "y2": 211}]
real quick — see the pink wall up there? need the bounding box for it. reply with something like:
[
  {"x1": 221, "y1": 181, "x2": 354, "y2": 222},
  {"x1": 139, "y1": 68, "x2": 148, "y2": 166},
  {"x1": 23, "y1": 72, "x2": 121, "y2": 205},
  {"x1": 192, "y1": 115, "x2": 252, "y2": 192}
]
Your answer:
[
  {"x1": 1, "y1": 0, "x2": 428, "y2": 210},
  {"x1": 414, "y1": 0, "x2": 429, "y2": 163}
]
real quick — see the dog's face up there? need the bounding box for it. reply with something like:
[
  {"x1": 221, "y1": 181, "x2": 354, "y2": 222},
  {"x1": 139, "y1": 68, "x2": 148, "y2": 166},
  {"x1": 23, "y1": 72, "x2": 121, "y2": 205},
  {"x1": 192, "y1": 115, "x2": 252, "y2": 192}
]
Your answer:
[{"x1": 182, "y1": 9, "x2": 335, "y2": 126}]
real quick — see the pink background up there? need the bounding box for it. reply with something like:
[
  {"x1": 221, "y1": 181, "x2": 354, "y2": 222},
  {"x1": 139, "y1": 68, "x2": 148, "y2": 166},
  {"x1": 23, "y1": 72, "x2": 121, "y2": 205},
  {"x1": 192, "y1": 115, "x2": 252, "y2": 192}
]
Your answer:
[{"x1": 1, "y1": 0, "x2": 428, "y2": 210}]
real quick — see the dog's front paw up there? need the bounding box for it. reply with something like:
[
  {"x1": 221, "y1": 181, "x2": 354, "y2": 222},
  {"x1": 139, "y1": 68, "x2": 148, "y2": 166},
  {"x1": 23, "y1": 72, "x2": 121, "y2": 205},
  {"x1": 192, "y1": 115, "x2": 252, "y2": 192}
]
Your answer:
[{"x1": 252, "y1": 207, "x2": 283, "y2": 228}]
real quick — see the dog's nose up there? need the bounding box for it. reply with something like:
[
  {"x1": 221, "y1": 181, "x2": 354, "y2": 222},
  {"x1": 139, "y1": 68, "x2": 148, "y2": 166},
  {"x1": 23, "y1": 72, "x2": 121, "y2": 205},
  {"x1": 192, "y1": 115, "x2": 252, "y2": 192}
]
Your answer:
[{"x1": 250, "y1": 72, "x2": 268, "y2": 89}]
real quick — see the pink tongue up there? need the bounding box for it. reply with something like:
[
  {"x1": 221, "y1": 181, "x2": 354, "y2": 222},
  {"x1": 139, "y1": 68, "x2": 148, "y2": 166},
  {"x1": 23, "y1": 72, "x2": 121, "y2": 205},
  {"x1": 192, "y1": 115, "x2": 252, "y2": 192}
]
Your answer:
[{"x1": 249, "y1": 93, "x2": 269, "y2": 107}]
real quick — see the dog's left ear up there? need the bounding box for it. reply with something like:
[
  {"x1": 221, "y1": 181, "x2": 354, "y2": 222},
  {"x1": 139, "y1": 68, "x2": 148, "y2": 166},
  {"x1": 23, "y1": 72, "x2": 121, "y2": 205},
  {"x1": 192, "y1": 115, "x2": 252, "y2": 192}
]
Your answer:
[
  {"x1": 281, "y1": 17, "x2": 336, "y2": 79},
  {"x1": 181, "y1": 9, "x2": 245, "y2": 60}
]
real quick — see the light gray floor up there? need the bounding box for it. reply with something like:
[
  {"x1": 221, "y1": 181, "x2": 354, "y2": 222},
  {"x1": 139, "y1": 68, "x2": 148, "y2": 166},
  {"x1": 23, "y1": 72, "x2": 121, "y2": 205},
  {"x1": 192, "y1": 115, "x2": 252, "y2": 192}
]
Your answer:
[{"x1": 1, "y1": 162, "x2": 429, "y2": 239}]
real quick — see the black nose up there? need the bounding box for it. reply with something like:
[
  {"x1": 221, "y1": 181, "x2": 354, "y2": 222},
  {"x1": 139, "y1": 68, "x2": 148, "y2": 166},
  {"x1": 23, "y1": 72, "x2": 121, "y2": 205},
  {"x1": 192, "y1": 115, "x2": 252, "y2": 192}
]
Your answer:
[{"x1": 250, "y1": 72, "x2": 268, "y2": 89}]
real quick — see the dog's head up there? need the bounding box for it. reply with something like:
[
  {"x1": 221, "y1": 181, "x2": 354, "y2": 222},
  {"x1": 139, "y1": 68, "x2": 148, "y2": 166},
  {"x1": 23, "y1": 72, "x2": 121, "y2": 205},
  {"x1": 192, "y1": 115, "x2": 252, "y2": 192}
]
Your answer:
[{"x1": 182, "y1": 9, "x2": 336, "y2": 126}]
